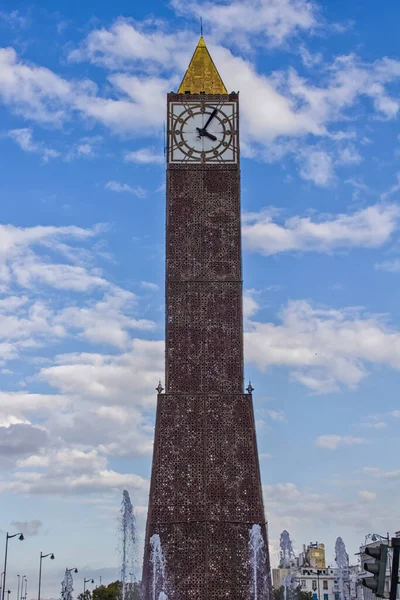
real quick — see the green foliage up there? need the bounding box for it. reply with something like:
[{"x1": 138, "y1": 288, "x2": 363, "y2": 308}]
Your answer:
[
  {"x1": 93, "y1": 582, "x2": 122, "y2": 600},
  {"x1": 77, "y1": 592, "x2": 92, "y2": 600},
  {"x1": 91, "y1": 581, "x2": 140, "y2": 600}
]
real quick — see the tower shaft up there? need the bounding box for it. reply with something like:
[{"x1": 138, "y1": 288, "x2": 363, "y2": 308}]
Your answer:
[{"x1": 142, "y1": 38, "x2": 271, "y2": 600}]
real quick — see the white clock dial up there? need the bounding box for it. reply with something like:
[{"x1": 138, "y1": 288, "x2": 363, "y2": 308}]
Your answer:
[{"x1": 168, "y1": 101, "x2": 238, "y2": 164}]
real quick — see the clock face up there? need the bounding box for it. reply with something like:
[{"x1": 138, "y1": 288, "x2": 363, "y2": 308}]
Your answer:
[{"x1": 168, "y1": 100, "x2": 238, "y2": 164}]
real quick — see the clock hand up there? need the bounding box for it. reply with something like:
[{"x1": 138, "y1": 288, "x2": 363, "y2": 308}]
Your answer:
[
  {"x1": 196, "y1": 127, "x2": 217, "y2": 142},
  {"x1": 203, "y1": 108, "x2": 218, "y2": 131},
  {"x1": 202, "y1": 131, "x2": 217, "y2": 142}
]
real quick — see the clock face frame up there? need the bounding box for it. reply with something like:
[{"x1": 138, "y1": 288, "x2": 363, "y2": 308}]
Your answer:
[{"x1": 168, "y1": 100, "x2": 238, "y2": 164}]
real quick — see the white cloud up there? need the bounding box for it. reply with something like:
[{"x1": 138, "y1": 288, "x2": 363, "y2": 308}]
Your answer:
[
  {"x1": 360, "y1": 420, "x2": 387, "y2": 430},
  {"x1": 68, "y1": 18, "x2": 190, "y2": 71},
  {"x1": 358, "y1": 490, "x2": 377, "y2": 501},
  {"x1": 2, "y1": 466, "x2": 149, "y2": 497},
  {"x1": 376, "y1": 258, "x2": 400, "y2": 274},
  {"x1": 140, "y1": 281, "x2": 159, "y2": 291},
  {"x1": 125, "y1": 147, "x2": 164, "y2": 165},
  {"x1": 242, "y1": 203, "x2": 399, "y2": 256},
  {"x1": 0, "y1": 423, "x2": 48, "y2": 457},
  {"x1": 0, "y1": 47, "x2": 71, "y2": 124},
  {"x1": 299, "y1": 149, "x2": 334, "y2": 186},
  {"x1": 65, "y1": 136, "x2": 103, "y2": 161},
  {"x1": 381, "y1": 172, "x2": 400, "y2": 200},
  {"x1": 0, "y1": 10, "x2": 28, "y2": 29},
  {"x1": 105, "y1": 181, "x2": 147, "y2": 198},
  {"x1": 17, "y1": 448, "x2": 107, "y2": 473},
  {"x1": 0, "y1": 46, "x2": 171, "y2": 134},
  {"x1": 266, "y1": 409, "x2": 286, "y2": 422},
  {"x1": 8, "y1": 128, "x2": 59, "y2": 162},
  {"x1": 337, "y1": 145, "x2": 362, "y2": 165},
  {"x1": 245, "y1": 300, "x2": 400, "y2": 392},
  {"x1": 172, "y1": 0, "x2": 319, "y2": 48},
  {"x1": 315, "y1": 434, "x2": 365, "y2": 450},
  {"x1": 54, "y1": 288, "x2": 156, "y2": 348},
  {"x1": 11, "y1": 255, "x2": 108, "y2": 291},
  {"x1": 243, "y1": 289, "x2": 261, "y2": 319},
  {"x1": 37, "y1": 339, "x2": 164, "y2": 407},
  {"x1": 363, "y1": 467, "x2": 400, "y2": 479},
  {"x1": 0, "y1": 222, "x2": 102, "y2": 266}
]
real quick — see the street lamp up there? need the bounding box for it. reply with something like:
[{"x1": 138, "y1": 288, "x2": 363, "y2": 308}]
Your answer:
[
  {"x1": 67, "y1": 569, "x2": 78, "y2": 574},
  {"x1": 2, "y1": 534, "x2": 24, "y2": 600},
  {"x1": 18, "y1": 577, "x2": 25, "y2": 600},
  {"x1": 38, "y1": 553, "x2": 55, "y2": 600},
  {"x1": 20, "y1": 578, "x2": 26, "y2": 600},
  {"x1": 83, "y1": 579, "x2": 94, "y2": 595},
  {"x1": 16, "y1": 575, "x2": 20, "y2": 600}
]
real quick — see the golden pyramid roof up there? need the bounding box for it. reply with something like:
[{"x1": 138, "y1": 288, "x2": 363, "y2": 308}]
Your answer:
[{"x1": 178, "y1": 36, "x2": 228, "y2": 95}]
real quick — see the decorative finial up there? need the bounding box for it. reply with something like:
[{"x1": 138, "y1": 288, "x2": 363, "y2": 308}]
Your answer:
[
  {"x1": 246, "y1": 381, "x2": 254, "y2": 394},
  {"x1": 200, "y1": 17, "x2": 203, "y2": 37},
  {"x1": 156, "y1": 380, "x2": 164, "y2": 394}
]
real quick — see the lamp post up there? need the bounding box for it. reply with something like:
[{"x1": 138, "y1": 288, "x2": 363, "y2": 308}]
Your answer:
[
  {"x1": 20, "y1": 577, "x2": 26, "y2": 600},
  {"x1": 21, "y1": 578, "x2": 26, "y2": 600},
  {"x1": 2, "y1": 533, "x2": 24, "y2": 600},
  {"x1": 38, "y1": 553, "x2": 55, "y2": 600},
  {"x1": 16, "y1": 575, "x2": 20, "y2": 600},
  {"x1": 83, "y1": 579, "x2": 94, "y2": 595},
  {"x1": 0, "y1": 572, "x2": 4, "y2": 600}
]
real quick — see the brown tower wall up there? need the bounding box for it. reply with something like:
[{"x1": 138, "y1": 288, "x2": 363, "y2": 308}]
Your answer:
[{"x1": 142, "y1": 92, "x2": 271, "y2": 599}]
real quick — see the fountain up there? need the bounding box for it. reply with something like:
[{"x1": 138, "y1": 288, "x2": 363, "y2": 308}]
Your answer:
[
  {"x1": 150, "y1": 534, "x2": 168, "y2": 600},
  {"x1": 335, "y1": 537, "x2": 349, "y2": 600},
  {"x1": 249, "y1": 524, "x2": 269, "y2": 600},
  {"x1": 61, "y1": 569, "x2": 74, "y2": 600},
  {"x1": 280, "y1": 530, "x2": 296, "y2": 600},
  {"x1": 120, "y1": 490, "x2": 137, "y2": 600}
]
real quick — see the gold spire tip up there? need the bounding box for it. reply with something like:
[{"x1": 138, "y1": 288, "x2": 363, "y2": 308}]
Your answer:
[{"x1": 177, "y1": 36, "x2": 227, "y2": 95}]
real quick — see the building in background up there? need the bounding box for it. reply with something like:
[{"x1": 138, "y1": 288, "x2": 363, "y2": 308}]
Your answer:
[
  {"x1": 296, "y1": 566, "x2": 336, "y2": 600},
  {"x1": 306, "y1": 543, "x2": 327, "y2": 569},
  {"x1": 272, "y1": 539, "x2": 361, "y2": 600}
]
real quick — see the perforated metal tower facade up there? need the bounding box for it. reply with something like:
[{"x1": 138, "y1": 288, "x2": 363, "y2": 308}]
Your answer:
[{"x1": 142, "y1": 45, "x2": 271, "y2": 599}]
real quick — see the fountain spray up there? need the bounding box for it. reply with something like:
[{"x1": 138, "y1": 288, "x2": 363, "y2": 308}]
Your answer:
[
  {"x1": 335, "y1": 537, "x2": 349, "y2": 600},
  {"x1": 61, "y1": 569, "x2": 74, "y2": 600},
  {"x1": 120, "y1": 490, "x2": 137, "y2": 600},
  {"x1": 149, "y1": 534, "x2": 168, "y2": 600},
  {"x1": 280, "y1": 531, "x2": 296, "y2": 600},
  {"x1": 249, "y1": 524, "x2": 269, "y2": 600}
]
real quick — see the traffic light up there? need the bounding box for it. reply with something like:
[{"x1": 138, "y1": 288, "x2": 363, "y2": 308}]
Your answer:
[{"x1": 362, "y1": 543, "x2": 388, "y2": 598}]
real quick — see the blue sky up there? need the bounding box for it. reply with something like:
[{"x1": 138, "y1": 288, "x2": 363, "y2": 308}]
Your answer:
[{"x1": 0, "y1": 0, "x2": 400, "y2": 596}]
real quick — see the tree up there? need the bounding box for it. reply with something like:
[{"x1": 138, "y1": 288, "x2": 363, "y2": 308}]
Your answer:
[
  {"x1": 91, "y1": 580, "x2": 141, "y2": 600},
  {"x1": 77, "y1": 592, "x2": 92, "y2": 600},
  {"x1": 93, "y1": 582, "x2": 122, "y2": 600}
]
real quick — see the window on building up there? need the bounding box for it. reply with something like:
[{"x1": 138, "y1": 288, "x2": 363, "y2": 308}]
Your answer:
[
  {"x1": 301, "y1": 580, "x2": 306, "y2": 588},
  {"x1": 312, "y1": 581, "x2": 317, "y2": 590},
  {"x1": 335, "y1": 594, "x2": 340, "y2": 600},
  {"x1": 324, "y1": 594, "x2": 329, "y2": 600},
  {"x1": 323, "y1": 580, "x2": 328, "y2": 590}
]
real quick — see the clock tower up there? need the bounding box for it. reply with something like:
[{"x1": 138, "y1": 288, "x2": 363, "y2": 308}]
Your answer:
[{"x1": 142, "y1": 36, "x2": 271, "y2": 599}]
